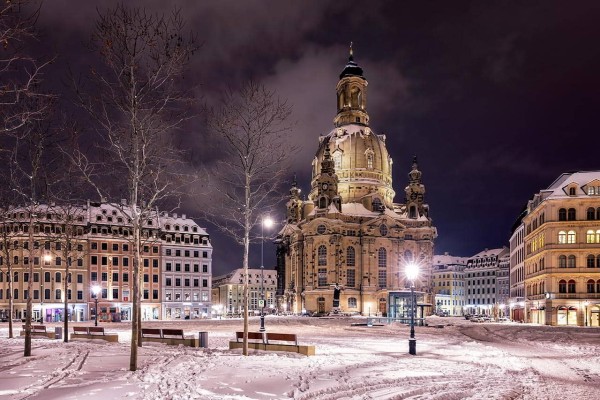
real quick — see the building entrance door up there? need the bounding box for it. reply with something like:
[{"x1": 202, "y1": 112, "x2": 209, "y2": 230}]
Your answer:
[{"x1": 317, "y1": 297, "x2": 325, "y2": 314}]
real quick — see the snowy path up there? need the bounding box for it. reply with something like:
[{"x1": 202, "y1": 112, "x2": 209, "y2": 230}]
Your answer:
[{"x1": 0, "y1": 317, "x2": 598, "y2": 399}]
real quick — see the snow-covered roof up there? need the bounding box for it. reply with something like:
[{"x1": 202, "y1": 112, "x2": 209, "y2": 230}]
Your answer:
[
  {"x1": 469, "y1": 247, "x2": 508, "y2": 259},
  {"x1": 543, "y1": 171, "x2": 600, "y2": 198},
  {"x1": 432, "y1": 254, "x2": 469, "y2": 265}
]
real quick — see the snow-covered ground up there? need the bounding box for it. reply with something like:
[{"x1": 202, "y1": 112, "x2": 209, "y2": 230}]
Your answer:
[{"x1": 0, "y1": 316, "x2": 598, "y2": 399}]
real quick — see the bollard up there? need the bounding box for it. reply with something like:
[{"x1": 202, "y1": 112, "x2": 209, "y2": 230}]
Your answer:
[{"x1": 55, "y1": 326, "x2": 63, "y2": 340}]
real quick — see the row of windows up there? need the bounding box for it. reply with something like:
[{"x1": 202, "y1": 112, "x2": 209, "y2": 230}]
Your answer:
[
  {"x1": 0, "y1": 241, "x2": 84, "y2": 251},
  {"x1": 0, "y1": 256, "x2": 84, "y2": 267},
  {"x1": 90, "y1": 256, "x2": 159, "y2": 268},
  {"x1": 165, "y1": 249, "x2": 209, "y2": 258},
  {"x1": 165, "y1": 292, "x2": 209, "y2": 302},
  {"x1": 557, "y1": 254, "x2": 600, "y2": 268},
  {"x1": 0, "y1": 272, "x2": 84, "y2": 284},
  {"x1": 0, "y1": 288, "x2": 83, "y2": 301},
  {"x1": 165, "y1": 263, "x2": 208, "y2": 273},
  {"x1": 165, "y1": 278, "x2": 208, "y2": 287},
  {"x1": 558, "y1": 207, "x2": 600, "y2": 221},
  {"x1": 468, "y1": 288, "x2": 496, "y2": 295}
]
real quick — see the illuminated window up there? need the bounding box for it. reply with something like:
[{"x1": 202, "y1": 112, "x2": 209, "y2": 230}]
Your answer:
[
  {"x1": 588, "y1": 187, "x2": 596, "y2": 195},
  {"x1": 567, "y1": 230, "x2": 576, "y2": 244},
  {"x1": 587, "y1": 230, "x2": 595, "y2": 243},
  {"x1": 558, "y1": 231, "x2": 567, "y2": 244}
]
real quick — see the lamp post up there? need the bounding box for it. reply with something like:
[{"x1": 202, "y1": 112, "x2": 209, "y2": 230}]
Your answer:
[
  {"x1": 584, "y1": 300, "x2": 589, "y2": 326},
  {"x1": 405, "y1": 262, "x2": 419, "y2": 355},
  {"x1": 91, "y1": 285, "x2": 101, "y2": 326},
  {"x1": 259, "y1": 216, "x2": 274, "y2": 332}
]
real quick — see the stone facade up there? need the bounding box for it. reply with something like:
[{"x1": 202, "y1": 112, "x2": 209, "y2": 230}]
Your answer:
[{"x1": 523, "y1": 171, "x2": 600, "y2": 326}]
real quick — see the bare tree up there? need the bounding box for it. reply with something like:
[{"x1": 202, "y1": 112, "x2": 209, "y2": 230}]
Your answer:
[
  {"x1": 0, "y1": 0, "x2": 53, "y2": 134},
  {"x1": 68, "y1": 4, "x2": 197, "y2": 371},
  {"x1": 202, "y1": 81, "x2": 295, "y2": 356},
  {"x1": 0, "y1": 205, "x2": 18, "y2": 339}
]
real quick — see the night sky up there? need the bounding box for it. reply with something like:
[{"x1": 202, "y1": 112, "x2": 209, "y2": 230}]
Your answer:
[{"x1": 25, "y1": 1, "x2": 600, "y2": 275}]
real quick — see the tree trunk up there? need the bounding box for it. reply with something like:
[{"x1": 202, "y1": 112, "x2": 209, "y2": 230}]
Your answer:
[
  {"x1": 63, "y1": 257, "x2": 70, "y2": 342},
  {"x1": 130, "y1": 226, "x2": 140, "y2": 371}
]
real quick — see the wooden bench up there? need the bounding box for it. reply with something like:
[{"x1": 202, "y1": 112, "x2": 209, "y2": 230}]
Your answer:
[
  {"x1": 140, "y1": 328, "x2": 198, "y2": 347},
  {"x1": 229, "y1": 331, "x2": 315, "y2": 356},
  {"x1": 70, "y1": 326, "x2": 119, "y2": 342},
  {"x1": 20, "y1": 324, "x2": 55, "y2": 339},
  {"x1": 73, "y1": 326, "x2": 89, "y2": 335}
]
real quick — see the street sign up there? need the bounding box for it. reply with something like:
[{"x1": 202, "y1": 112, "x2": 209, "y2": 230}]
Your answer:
[{"x1": 258, "y1": 300, "x2": 265, "y2": 307}]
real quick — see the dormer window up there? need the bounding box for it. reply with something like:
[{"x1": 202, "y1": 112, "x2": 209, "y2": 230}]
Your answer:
[
  {"x1": 184, "y1": 226, "x2": 189, "y2": 232},
  {"x1": 175, "y1": 225, "x2": 180, "y2": 231},
  {"x1": 192, "y1": 227, "x2": 197, "y2": 232},
  {"x1": 102, "y1": 210, "x2": 107, "y2": 215},
  {"x1": 569, "y1": 187, "x2": 576, "y2": 196},
  {"x1": 96, "y1": 216, "x2": 102, "y2": 221}
]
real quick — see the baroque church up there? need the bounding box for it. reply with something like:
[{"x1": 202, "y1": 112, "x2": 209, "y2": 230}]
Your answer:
[{"x1": 275, "y1": 48, "x2": 437, "y2": 317}]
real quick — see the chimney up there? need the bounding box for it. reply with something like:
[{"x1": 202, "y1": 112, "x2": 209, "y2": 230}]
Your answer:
[
  {"x1": 182, "y1": 214, "x2": 186, "y2": 219},
  {"x1": 121, "y1": 199, "x2": 127, "y2": 205},
  {"x1": 173, "y1": 213, "x2": 177, "y2": 218}
]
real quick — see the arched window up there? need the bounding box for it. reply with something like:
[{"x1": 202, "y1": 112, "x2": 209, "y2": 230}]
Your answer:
[
  {"x1": 597, "y1": 255, "x2": 600, "y2": 268},
  {"x1": 587, "y1": 207, "x2": 595, "y2": 220},
  {"x1": 567, "y1": 279, "x2": 576, "y2": 293},
  {"x1": 346, "y1": 247, "x2": 355, "y2": 267},
  {"x1": 587, "y1": 230, "x2": 596, "y2": 243},
  {"x1": 333, "y1": 153, "x2": 342, "y2": 170},
  {"x1": 558, "y1": 280, "x2": 567, "y2": 293},
  {"x1": 596, "y1": 230, "x2": 600, "y2": 243},
  {"x1": 558, "y1": 231, "x2": 567, "y2": 244},
  {"x1": 597, "y1": 280, "x2": 600, "y2": 293},
  {"x1": 587, "y1": 279, "x2": 596, "y2": 293},
  {"x1": 558, "y1": 208, "x2": 567, "y2": 221},
  {"x1": 55, "y1": 272, "x2": 61, "y2": 283},
  {"x1": 567, "y1": 230, "x2": 576, "y2": 244},
  {"x1": 404, "y1": 250, "x2": 413, "y2": 263},
  {"x1": 372, "y1": 198, "x2": 382, "y2": 212},
  {"x1": 350, "y1": 87, "x2": 361, "y2": 108},
  {"x1": 318, "y1": 245, "x2": 327, "y2": 266},
  {"x1": 367, "y1": 153, "x2": 373, "y2": 169},
  {"x1": 55, "y1": 289, "x2": 61, "y2": 300},
  {"x1": 44, "y1": 272, "x2": 51, "y2": 282},
  {"x1": 567, "y1": 255, "x2": 576, "y2": 268},
  {"x1": 597, "y1": 207, "x2": 600, "y2": 220},
  {"x1": 587, "y1": 254, "x2": 595, "y2": 268},
  {"x1": 538, "y1": 282, "x2": 543, "y2": 295},
  {"x1": 567, "y1": 208, "x2": 576, "y2": 221},
  {"x1": 319, "y1": 196, "x2": 327, "y2": 209},
  {"x1": 409, "y1": 205, "x2": 417, "y2": 219},
  {"x1": 569, "y1": 187, "x2": 576, "y2": 196},
  {"x1": 378, "y1": 248, "x2": 387, "y2": 268},
  {"x1": 348, "y1": 297, "x2": 357, "y2": 308}
]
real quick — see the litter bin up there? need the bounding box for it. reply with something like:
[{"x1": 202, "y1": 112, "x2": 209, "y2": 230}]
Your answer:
[
  {"x1": 199, "y1": 331, "x2": 208, "y2": 348},
  {"x1": 55, "y1": 326, "x2": 63, "y2": 340}
]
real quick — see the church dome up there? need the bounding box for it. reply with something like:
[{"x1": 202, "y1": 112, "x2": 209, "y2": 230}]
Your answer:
[{"x1": 310, "y1": 124, "x2": 395, "y2": 206}]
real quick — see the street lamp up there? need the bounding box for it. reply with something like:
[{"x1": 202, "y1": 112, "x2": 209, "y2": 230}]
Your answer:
[
  {"x1": 91, "y1": 285, "x2": 101, "y2": 326},
  {"x1": 584, "y1": 300, "x2": 589, "y2": 327},
  {"x1": 405, "y1": 262, "x2": 419, "y2": 356},
  {"x1": 259, "y1": 216, "x2": 274, "y2": 332}
]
